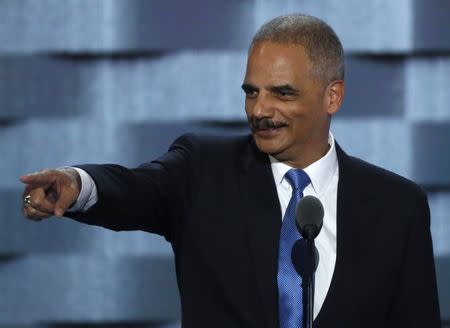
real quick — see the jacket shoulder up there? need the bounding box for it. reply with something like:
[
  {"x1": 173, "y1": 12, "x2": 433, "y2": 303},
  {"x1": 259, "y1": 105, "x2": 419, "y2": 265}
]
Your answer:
[
  {"x1": 343, "y1": 152, "x2": 427, "y2": 202},
  {"x1": 170, "y1": 133, "x2": 252, "y2": 160},
  {"x1": 172, "y1": 132, "x2": 251, "y2": 149}
]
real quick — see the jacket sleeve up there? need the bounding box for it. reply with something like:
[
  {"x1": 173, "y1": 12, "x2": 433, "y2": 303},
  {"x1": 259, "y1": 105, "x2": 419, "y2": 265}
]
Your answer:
[
  {"x1": 388, "y1": 189, "x2": 441, "y2": 327},
  {"x1": 66, "y1": 134, "x2": 199, "y2": 243}
]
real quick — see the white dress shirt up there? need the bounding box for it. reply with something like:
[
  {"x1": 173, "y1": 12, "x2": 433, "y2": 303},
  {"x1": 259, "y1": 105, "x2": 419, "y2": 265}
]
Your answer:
[
  {"x1": 68, "y1": 168, "x2": 98, "y2": 212},
  {"x1": 269, "y1": 133, "x2": 338, "y2": 319},
  {"x1": 71, "y1": 133, "x2": 339, "y2": 319}
]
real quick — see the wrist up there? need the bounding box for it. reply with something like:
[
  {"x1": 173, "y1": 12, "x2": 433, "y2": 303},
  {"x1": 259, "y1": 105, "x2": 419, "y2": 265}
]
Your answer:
[{"x1": 59, "y1": 167, "x2": 81, "y2": 198}]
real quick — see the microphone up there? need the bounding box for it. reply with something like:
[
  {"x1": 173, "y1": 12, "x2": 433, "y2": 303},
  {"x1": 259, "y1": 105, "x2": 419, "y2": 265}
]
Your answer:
[
  {"x1": 295, "y1": 195, "x2": 324, "y2": 240},
  {"x1": 291, "y1": 195, "x2": 324, "y2": 278},
  {"x1": 291, "y1": 195, "x2": 324, "y2": 328}
]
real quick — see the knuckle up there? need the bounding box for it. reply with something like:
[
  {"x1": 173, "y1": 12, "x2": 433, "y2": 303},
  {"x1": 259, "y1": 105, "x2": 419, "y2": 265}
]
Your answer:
[
  {"x1": 28, "y1": 189, "x2": 41, "y2": 199},
  {"x1": 26, "y1": 206, "x2": 36, "y2": 215},
  {"x1": 39, "y1": 168, "x2": 57, "y2": 179},
  {"x1": 23, "y1": 208, "x2": 35, "y2": 220},
  {"x1": 68, "y1": 181, "x2": 78, "y2": 191},
  {"x1": 32, "y1": 198, "x2": 41, "y2": 207}
]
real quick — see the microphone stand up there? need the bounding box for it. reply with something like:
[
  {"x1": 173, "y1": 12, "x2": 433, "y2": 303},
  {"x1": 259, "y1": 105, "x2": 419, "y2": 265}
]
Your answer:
[
  {"x1": 292, "y1": 238, "x2": 317, "y2": 328},
  {"x1": 304, "y1": 239, "x2": 316, "y2": 328}
]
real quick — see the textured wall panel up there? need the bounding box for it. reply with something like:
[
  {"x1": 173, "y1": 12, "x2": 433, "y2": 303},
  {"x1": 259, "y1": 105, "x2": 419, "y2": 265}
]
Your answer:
[
  {"x1": 429, "y1": 192, "x2": 450, "y2": 319},
  {"x1": 0, "y1": 57, "x2": 81, "y2": 119},
  {"x1": 429, "y1": 193, "x2": 450, "y2": 257},
  {"x1": 127, "y1": 1, "x2": 254, "y2": 50},
  {"x1": 0, "y1": 120, "x2": 125, "y2": 188},
  {"x1": 0, "y1": 0, "x2": 254, "y2": 53},
  {"x1": 405, "y1": 57, "x2": 450, "y2": 121},
  {"x1": 0, "y1": 53, "x2": 248, "y2": 123},
  {"x1": 413, "y1": 0, "x2": 450, "y2": 51},
  {"x1": 412, "y1": 122, "x2": 450, "y2": 187},
  {"x1": 3, "y1": 0, "x2": 447, "y2": 54},
  {"x1": 342, "y1": 57, "x2": 404, "y2": 117},
  {"x1": 0, "y1": 0, "x2": 110, "y2": 53},
  {"x1": 435, "y1": 256, "x2": 450, "y2": 321},
  {"x1": 0, "y1": 255, "x2": 180, "y2": 324},
  {"x1": 91, "y1": 53, "x2": 247, "y2": 121},
  {"x1": 428, "y1": 192, "x2": 450, "y2": 320},
  {"x1": 332, "y1": 119, "x2": 411, "y2": 178},
  {"x1": 334, "y1": 120, "x2": 450, "y2": 187}
]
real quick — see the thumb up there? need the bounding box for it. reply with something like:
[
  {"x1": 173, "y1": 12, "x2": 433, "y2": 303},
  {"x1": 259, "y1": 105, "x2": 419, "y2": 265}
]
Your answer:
[{"x1": 54, "y1": 189, "x2": 78, "y2": 218}]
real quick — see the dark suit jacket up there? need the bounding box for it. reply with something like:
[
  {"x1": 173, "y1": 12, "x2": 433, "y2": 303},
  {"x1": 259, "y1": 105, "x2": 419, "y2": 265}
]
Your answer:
[{"x1": 73, "y1": 134, "x2": 440, "y2": 328}]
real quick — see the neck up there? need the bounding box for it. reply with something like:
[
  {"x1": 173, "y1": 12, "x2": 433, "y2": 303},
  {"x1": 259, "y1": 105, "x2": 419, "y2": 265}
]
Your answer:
[{"x1": 273, "y1": 140, "x2": 330, "y2": 169}]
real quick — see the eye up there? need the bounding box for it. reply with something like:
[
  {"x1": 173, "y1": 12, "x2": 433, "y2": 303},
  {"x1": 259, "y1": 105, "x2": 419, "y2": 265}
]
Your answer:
[
  {"x1": 274, "y1": 88, "x2": 298, "y2": 100},
  {"x1": 269, "y1": 85, "x2": 299, "y2": 100},
  {"x1": 245, "y1": 90, "x2": 258, "y2": 98},
  {"x1": 242, "y1": 85, "x2": 258, "y2": 99}
]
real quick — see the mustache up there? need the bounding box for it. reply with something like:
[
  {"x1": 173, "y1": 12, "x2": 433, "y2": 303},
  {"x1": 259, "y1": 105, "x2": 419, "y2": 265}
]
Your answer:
[{"x1": 249, "y1": 117, "x2": 288, "y2": 131}]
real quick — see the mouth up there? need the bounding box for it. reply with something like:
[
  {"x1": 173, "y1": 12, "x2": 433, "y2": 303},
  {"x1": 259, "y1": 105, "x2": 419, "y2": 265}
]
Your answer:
[
  {"x1": 250, "y1": 118, "x2": 288, "y2": 137},
  {"x1": 253, "y1": 126, "x2": 286, "y2": 138}
]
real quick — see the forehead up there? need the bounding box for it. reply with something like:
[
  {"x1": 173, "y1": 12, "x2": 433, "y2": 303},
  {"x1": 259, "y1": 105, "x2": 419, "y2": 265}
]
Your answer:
[{"x1": 245, "y1": 41, "x2": 313, "y2": 84}]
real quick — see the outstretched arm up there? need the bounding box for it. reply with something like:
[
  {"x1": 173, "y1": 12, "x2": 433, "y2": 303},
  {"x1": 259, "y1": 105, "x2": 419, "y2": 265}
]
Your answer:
[{"x1": 20, "y1": 134, "x2": 198, "y2": 242}]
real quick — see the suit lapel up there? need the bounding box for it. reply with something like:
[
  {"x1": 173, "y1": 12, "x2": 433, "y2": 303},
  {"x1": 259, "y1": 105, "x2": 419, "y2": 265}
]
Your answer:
[
  {"x1": 238, "y1": 139, "x2": 281, "y2": 328},
  {"x1": 336, "y1": 145, "x2": 380, "y2": 261},
  {"x1": 314, "y1": 143, "x2": 381, "y2": 326}
]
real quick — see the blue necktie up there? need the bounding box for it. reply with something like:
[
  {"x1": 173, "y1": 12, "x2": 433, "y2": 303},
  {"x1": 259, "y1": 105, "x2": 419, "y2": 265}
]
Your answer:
[{"x1": 278, "y1": 169, "x2": 311, "y2": 328}]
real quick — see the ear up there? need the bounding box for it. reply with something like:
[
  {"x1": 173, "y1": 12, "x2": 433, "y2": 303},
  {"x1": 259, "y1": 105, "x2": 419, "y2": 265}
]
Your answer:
[{"x1": 325, "y1": 80, "x2": 345, "y2": 115}]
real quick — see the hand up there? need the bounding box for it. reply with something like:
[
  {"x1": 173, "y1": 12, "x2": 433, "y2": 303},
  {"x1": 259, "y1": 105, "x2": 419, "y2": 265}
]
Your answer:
[{"x1": 20, "y1": 168, "x2": 81, "y2": 220}]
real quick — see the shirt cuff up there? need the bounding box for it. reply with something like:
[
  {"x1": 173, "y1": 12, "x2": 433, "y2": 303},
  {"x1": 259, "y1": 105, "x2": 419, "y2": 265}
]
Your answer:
[{"x1": 67, "y1": 167, "x2": 98, "y2": 212}]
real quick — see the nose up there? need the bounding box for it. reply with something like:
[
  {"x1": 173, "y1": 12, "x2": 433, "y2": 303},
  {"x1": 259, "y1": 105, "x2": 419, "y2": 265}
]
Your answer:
[{"x1": 251, "y1": 92, "x2": 274, "y2": 119}]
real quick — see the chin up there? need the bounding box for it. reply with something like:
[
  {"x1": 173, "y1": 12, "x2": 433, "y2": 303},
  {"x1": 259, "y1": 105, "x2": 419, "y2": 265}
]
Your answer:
[{"x1": 253, "y1": 136, "x2": 286, "y2": 156}]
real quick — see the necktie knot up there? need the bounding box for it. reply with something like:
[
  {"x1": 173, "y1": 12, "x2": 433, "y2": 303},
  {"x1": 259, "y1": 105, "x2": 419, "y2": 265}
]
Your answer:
[{"x1": 285, "y1": 169, "x2": 311, "y2": 193}]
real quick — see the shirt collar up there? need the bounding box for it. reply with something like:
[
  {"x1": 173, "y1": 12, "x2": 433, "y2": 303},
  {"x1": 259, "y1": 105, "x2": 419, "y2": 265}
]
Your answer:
[{"x1": 269, "y1": 133, "x2": 338, "y2": 197}]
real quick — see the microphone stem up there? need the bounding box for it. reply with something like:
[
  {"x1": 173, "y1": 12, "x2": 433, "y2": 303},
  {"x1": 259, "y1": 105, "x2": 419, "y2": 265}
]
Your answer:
[{"x1": 306, "y1": 239, "x2": 315, "y2": 328}]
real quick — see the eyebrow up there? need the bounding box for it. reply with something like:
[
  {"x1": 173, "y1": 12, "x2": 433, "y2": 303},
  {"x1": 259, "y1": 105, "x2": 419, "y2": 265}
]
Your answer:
[
  {"x1": 241, "y1": 83, "x2": 258, "y2": 92},
  {"x1": 241, "y1": 83, "x2": 300, "y2": 96}
]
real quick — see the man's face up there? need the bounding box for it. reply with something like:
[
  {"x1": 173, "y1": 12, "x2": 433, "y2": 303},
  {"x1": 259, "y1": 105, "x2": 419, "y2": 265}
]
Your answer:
[{"x1": 243, "y1": 41, "x2": 339, "y2": 166}]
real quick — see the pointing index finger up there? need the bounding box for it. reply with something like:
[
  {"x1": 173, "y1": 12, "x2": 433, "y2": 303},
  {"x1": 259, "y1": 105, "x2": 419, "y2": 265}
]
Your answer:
[{"x1": 19, "y1": 171, "x2": 55, "y2": 186}]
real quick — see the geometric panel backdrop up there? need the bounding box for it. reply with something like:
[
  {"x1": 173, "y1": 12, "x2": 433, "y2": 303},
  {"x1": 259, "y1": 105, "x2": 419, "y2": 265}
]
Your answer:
[{"x1": 1, "y1": 0, "x2": 449, "y2": 326}]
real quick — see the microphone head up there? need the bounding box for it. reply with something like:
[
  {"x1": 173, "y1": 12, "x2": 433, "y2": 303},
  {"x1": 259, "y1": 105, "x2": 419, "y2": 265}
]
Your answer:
[{"x1": 295, "y1": 195, "x2": 324, "y2": 240}]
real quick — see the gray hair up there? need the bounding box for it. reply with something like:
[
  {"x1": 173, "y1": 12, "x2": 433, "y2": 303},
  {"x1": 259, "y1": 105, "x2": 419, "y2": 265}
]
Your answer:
[{"x1": 251, "y1": 14, "x2": 345, "y2": 85}]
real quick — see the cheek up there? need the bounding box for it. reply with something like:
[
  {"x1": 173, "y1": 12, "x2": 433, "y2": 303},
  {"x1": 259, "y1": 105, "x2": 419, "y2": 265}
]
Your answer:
[
  {"x1": 290, "y1": 98, "x2": 324, "y2": 120},
  {"x1": 286, "y1": 106, "x2": 320, "y2": 133},
  {"x1": 279, "y1": 103, "x2": 306, "y2": 121},
  {"x1": 244, "y1": 99, "x2": 253, "y2": 116}
]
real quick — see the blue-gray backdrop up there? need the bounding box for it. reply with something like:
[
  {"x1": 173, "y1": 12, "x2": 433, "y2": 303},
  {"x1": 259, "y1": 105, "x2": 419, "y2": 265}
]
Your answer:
[{"x1": 0, "y1": 0, "x2": 449, "y2": 327}]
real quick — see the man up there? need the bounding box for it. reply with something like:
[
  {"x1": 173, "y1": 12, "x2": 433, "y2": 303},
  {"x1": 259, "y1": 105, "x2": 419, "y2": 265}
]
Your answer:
[{"x1": 21, "y1": 14, "x2": 440, "y2": 327}]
